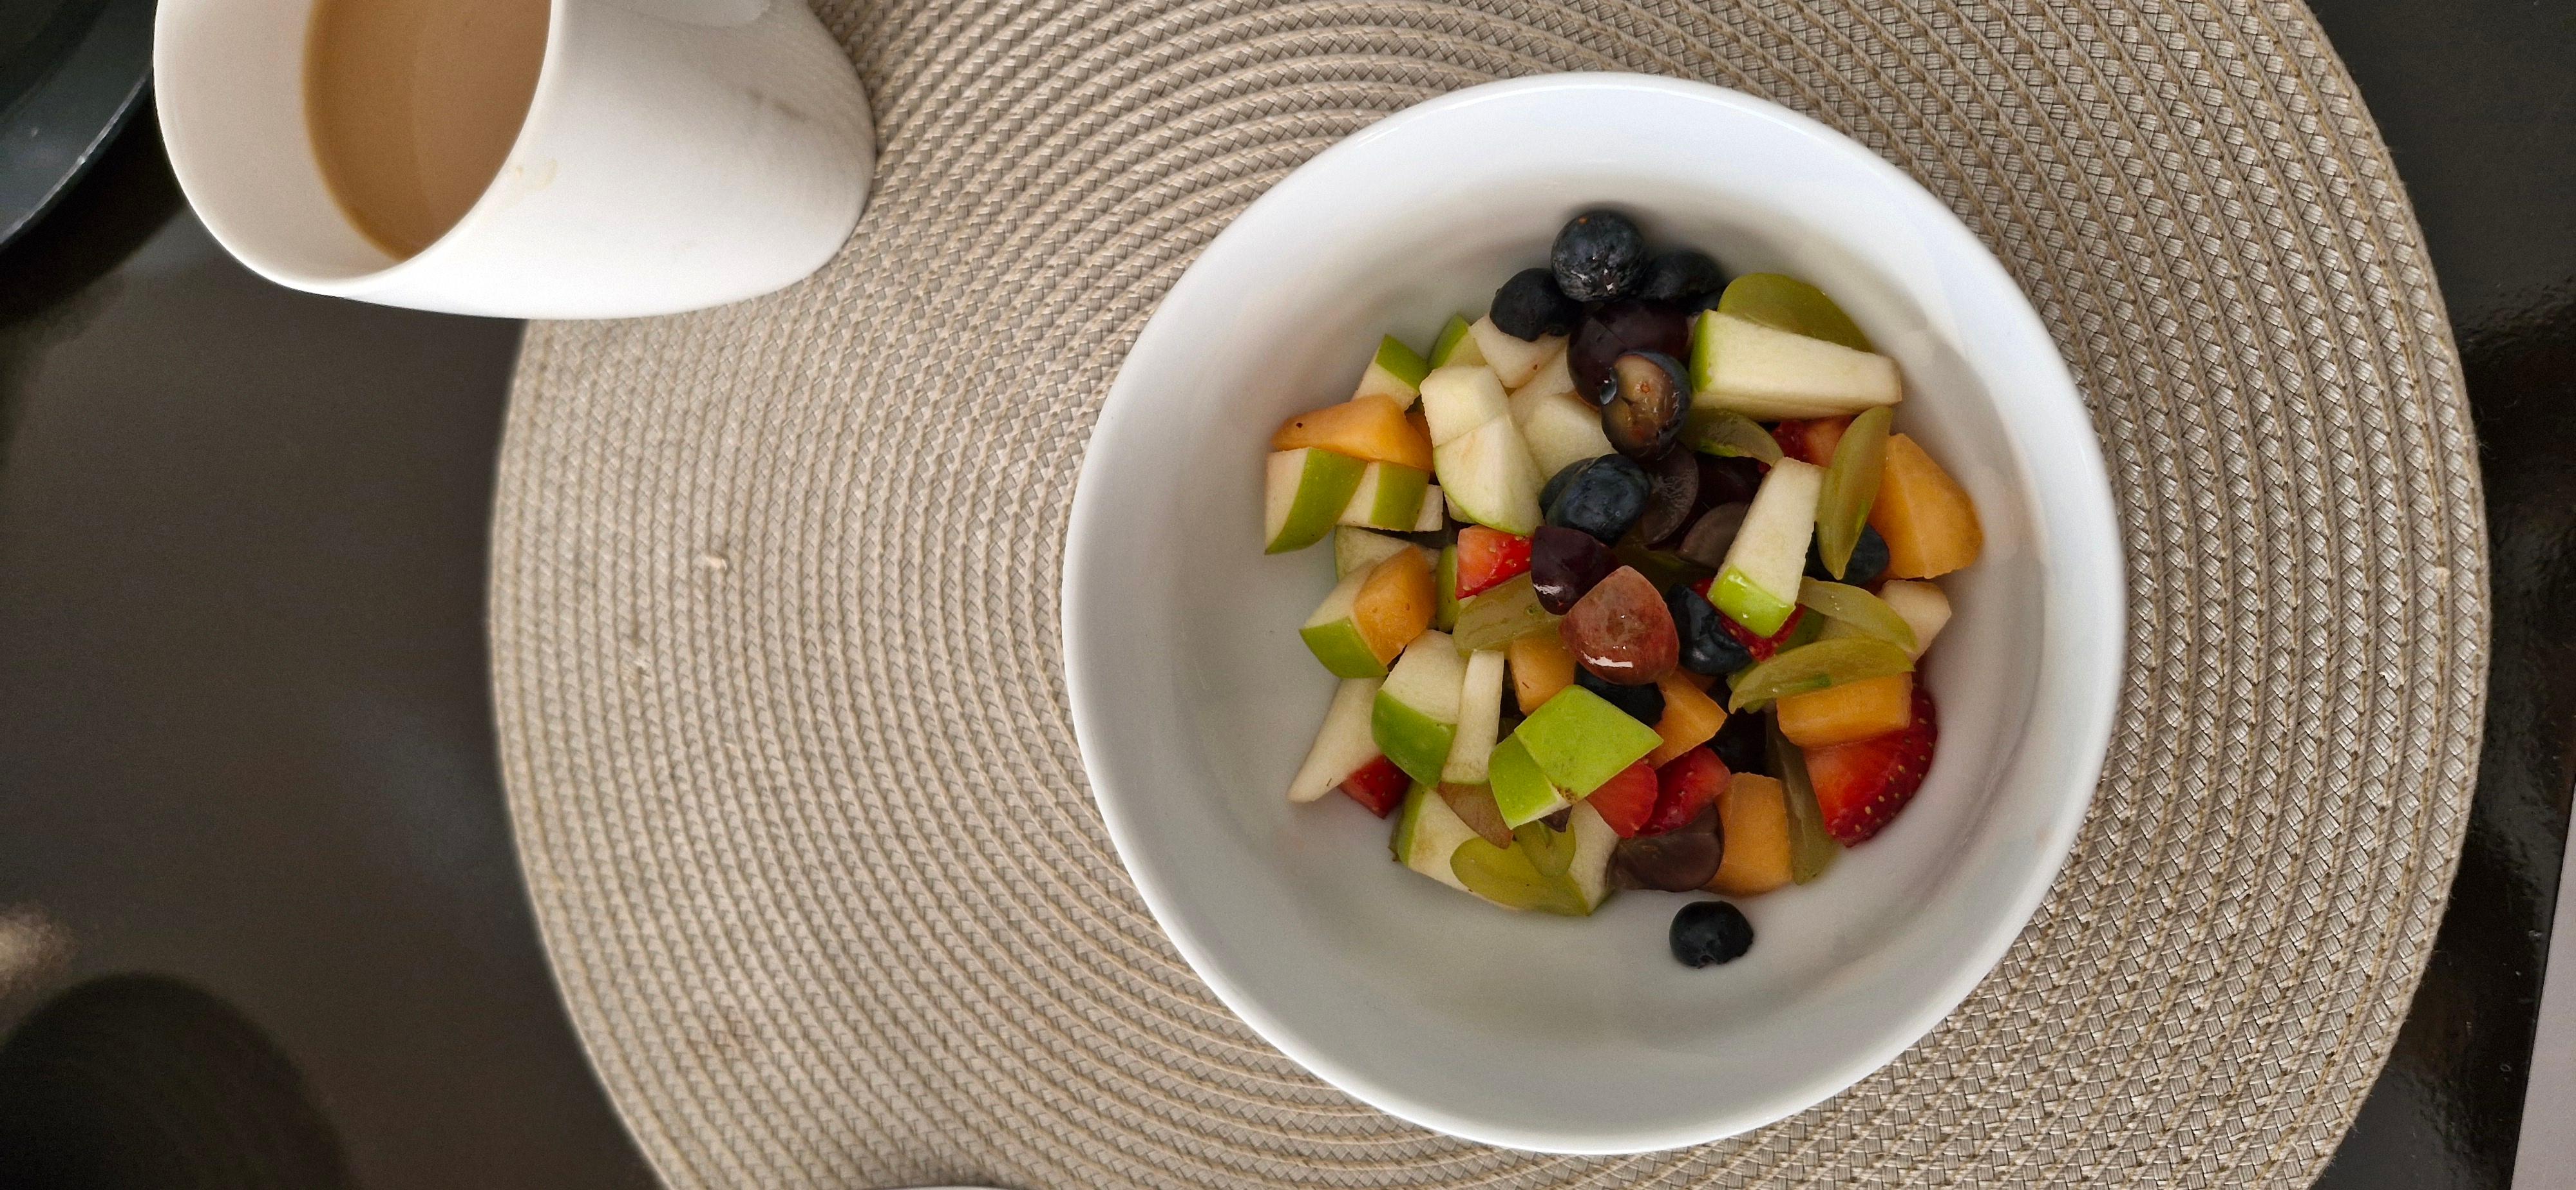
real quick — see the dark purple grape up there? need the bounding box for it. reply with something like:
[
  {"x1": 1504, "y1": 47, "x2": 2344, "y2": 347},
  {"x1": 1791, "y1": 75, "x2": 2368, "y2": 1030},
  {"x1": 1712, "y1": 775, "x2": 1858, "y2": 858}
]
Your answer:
[
  {"x1": 1669, "y1": 584, "x2": 1754, "y2": 676},
  {"x1": 1530, "y1": 526, "x2": 1616, "y2": 614},
  {"x1": 1560, "y1": 566, "x2": 1678, "y2": 685},
  {"x1": 1676, "y1": 502, "x2": 1750, "y2": 568},
  {"x1": 1638, "y1": 249, "x2": 1727, "y2": 308},
  {"x1": 1576, "y1": 668, "x2": 1665, "y2": 724},
  {"x1": 1602, "y1": 352, "x2": 1692, "y2": 461},
  {"x1": 1620, "y1": 804, "x2": 1725, "y2": 893},
  {"x1": 1490, "y1": 267, "x2": 1580, "y2": 339},
  {"x1": 1550, "y1": 209, "x2": 1647, "y2": 302},
  {"x1": 1637, "y1": 448, "x2": 1700, "y2": 546},
  {"x1": 1708, "y1": 709, "x2": 1768, "y2": 773},
  {"x1": 1542, "y1": 453, "x2": 1649, "y2": 543},
  {"x1": 1697, "y1": 454, "x2": 1764, "y2": 507},
  {"x1": 1670, "y1": 898, "x2": 1755, "y2": 966},
  {"x1": 1568, "y1": 299, "x2": 1691, "y2": 404}
]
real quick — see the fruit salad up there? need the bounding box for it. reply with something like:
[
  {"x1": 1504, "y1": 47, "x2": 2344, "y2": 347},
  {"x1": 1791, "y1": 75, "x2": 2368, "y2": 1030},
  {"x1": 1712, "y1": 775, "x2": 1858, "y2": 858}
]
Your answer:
[{"x1": 1269, "y1": 210, "x2": 1982, "y2": 967}]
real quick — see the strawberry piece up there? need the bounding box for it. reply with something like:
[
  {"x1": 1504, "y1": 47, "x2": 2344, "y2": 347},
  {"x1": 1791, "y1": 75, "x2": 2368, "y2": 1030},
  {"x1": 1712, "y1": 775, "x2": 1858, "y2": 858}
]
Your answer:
[
  {"x1": 1583, "y1": 760, "x2": 1660, "y2": 837},
  {"x1": 1803, "y1": 685, "x2": 1938, "y2": 845},
  {"x1": 1772, "y1": 417, "x2": 1852, "y2": 466},
  {"x1": 1643, "y1": 748, "x2": 1730, "y2": 835},
  {"x1": 1454, "y1": 526, "x2": 1533, "y2": 600},
  {"x1": 1337, "y1": 755, "x2": 1409, "y2": 817}
]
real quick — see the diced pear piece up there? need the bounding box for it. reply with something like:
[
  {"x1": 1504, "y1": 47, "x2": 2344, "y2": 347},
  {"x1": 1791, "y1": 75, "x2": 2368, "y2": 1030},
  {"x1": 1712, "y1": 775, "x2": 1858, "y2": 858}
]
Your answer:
[
  {"x1": 1877, "y1": 580, "x2": 1953, "y2": 657},
  {"x1": 1432, "y1": 415, "x2": 1544, "y2": 536},
  {"x1": 1287, "y1": 677, "x2": 1383, "y2": 802},
  {"x1": 1509, "y1": 384, "x2": 1616, "y2": 479},
  {"x1": 1332, "y1": 525, "x2": 1416, "y2": 578},
  {"x1": 1468, "y1": 315, "x2": 1567, "y2": 389},
  {"x1": 1418, "y1": 364, "x2": 1510, "y2": 447},
  {"x1": 1441, "y1": 649, "x2": 1508, "y2": 784}
]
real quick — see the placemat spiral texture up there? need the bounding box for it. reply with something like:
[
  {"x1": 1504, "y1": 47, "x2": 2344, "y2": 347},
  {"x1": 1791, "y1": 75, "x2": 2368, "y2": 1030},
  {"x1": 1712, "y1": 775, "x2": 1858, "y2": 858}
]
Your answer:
[{"x1": 493, "y1": 0, "x2": 2486, "y2": 1184}]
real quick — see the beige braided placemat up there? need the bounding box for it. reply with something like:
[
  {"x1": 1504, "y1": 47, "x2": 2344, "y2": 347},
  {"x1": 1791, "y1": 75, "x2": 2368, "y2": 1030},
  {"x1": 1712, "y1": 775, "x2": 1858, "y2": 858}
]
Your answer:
[{"x1": 491, "y1": 0, "x2": 2487, "y2": 1185}]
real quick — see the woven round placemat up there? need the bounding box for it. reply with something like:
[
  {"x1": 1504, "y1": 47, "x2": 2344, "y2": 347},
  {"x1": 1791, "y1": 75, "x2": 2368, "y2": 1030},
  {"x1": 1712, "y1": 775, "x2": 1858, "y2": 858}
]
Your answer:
[{"x1": 491, "y1": 1, "x2": 2488, "y2": 1185}]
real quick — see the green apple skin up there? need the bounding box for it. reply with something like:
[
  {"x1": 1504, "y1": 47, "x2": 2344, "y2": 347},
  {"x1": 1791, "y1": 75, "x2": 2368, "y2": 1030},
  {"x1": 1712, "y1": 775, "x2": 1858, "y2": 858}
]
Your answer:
[
  {"x1": 1265, "y1": 448, "x2": 1366, "y2": 554},
  {"x1": 1511, "y1": 686, "x2": 1662, "y2": 797},
  {"x1": 1372, "y1": 630, "x2": 1464, "y2": 784},
  {"x1": 1287, "y1": 676, "x2": 1383, "y2": 802},
  {"x1": 1434, "y1": 546, "x2": 1460, "y2": 632},
  {"x1": 1372, "y1": 697, "x2": 1457, "y2": 786},
  {"x1": 1419, "y1": 364, "x2": 1510, "y2": 447},
  {"x1": 1430, "y1": 314, "x2": 1485, "y2": 368},
  {"x1": 1352, "y1": 334, "x2": 1433, "y2": 405},
  {"x1": 1332, "y1": 526, "x2": 1414, "y2": 578},
  {"x1": 1432, "y1": 416, "x2": 1544, "y2": 536},
  {"x1": 1298, "y1": 567, "x2": 1385, "y2": 679},
  {"x1": 1390, "y1": 783, "x2": 1479, "y2": 892},
  {"x1": 1467, "y1": 314, "x2": 1566, "y2": 389},
  {"x1": 1712, "y1": 457, "x2": 1821, "y2": 636},
  {"x1": 1689, "y1": 312, "x2": 1901, "y2": 421},
  {"x1": 1337, "y1": 462, "x2": 1429, "y2": 531},
  {"x1": 1486, "y1": 735, "x2": 1569, "y2": 827}
]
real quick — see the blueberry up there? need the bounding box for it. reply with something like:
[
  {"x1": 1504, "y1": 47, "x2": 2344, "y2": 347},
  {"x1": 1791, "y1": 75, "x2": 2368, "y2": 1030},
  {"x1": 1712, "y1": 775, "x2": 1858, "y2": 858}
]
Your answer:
[
  {"x1": 1707, "y1": 709, "x2": 1768, "y2": 774},
  {"x1": 1539, "y1": 457, "x2": 1597, "y2": 516},
  {"x1": 1543, "y1": 453, "x2": 1650, "y2": 543},
  {"x1": 1551, "y1": 209, "x2": 1648, "y2": 303},
  {"x1": 1490, "y1": 267, "x2": 1581, "y2": 339},
  {"x1": 1807, "y1": 524, "x2": 1890, "y2": 586},
  {"x1": 1669, "y1": 585, "x2": 1753, "y2": 676},
  {"x1": 1670, "y1": 900, "x2": 1755, "y2": 967},
  {"x1": 1577, "y1": 668, "x2": 1665, "y2": 725},
  {"x1": 1638, "y1": 249, "x2": 1727, "y2": 308}
]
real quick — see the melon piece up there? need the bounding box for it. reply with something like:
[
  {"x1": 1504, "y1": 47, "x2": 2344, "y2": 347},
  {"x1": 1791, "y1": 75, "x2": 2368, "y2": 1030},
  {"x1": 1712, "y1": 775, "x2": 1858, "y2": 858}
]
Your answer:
[
  {"x1": 1707, "y1": 772, "x2": 1794, "y2": 895},
  {"x1": 1869, "y1": 434, "x2": 1983, "y2": 578},
  {"x1": 1507, "y1": 630, "x2": 1577, "y2": 715},
  {"x1": 1776, "y1": 672, "x2": 1913, "y2": 748},
  {"x1": 1647, "y1": 672, "x2": 1727, "y2": 766},
  {"x1": 1271, "y1": 394, "x2": 1435, "y2": 472}
]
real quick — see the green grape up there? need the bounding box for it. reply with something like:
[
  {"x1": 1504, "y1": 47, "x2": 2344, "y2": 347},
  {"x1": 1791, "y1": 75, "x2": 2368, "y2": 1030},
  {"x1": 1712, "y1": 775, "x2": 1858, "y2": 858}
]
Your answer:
[
  {"x1": 1727, "y1": 638, "x2": 1913, "y2": 712},
  {"x1": 1795, "y1": 578, "x2": 1917, "y2": 652},
  {"x1": 1815, "y1": 406, "x2": 1891, "y2": 578}
]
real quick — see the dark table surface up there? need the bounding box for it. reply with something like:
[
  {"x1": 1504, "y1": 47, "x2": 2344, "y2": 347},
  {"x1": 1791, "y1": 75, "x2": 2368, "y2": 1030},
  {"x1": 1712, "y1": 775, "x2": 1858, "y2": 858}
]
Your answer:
[{"x1": 0, "y1": 2, "x2": 2568, "y2": 1186}]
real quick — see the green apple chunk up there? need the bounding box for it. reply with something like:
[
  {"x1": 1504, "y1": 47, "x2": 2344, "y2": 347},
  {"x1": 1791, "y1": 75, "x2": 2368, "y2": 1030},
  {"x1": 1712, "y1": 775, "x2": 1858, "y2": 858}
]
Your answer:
[
  {"x1": 1390, "y1": 783, "x2": 1479, "y2": 892},
  {"x1": 1264, "y1": 448, "x2": 1365, "y2": 554},
  {"x1": 1511, "y1": 685, "x2": 1662, "y2": 798},
  {"x1": 1510, "y1": 384, "x2": 1615, "y2": 479},
  {"x1": 1434, "y1": 545, "x2": 1460, "y2": 632},
  {"x1": 1430, "y1": 314, "x2": 1486, "y2": 367},
  {"x1": 1298, "y1": 567, "x2": 1385, "y2": 679},
  {"x1": 1418, "y1": 364, "x2": 1510, "y2": 447},
  {"x1": 1287, "y1": 676, "x2": 1383, "y2": 802},
  {"x1": 1468, "y1": 315, "x2": 1567, "y2": 389},
  {"x1": 1690, "y1": 312, "x2": 1902, "y2": 420},
  {"x1": 1414, "y1": 486, "x2": 1446, "y2": 532},
  {"x1": 1336, "y1": 461, "x2": 1430, "y2": 531},
  {"x1": 1877, "y1": 579, "x2": 1952, "y2": 658},
  {"x1": 1441, "y1": 649, "x2": 1508, "y2": 784},
  {"x1": 1512, "y1": 346, "x2": 1577, "y2": 403},
  {"x1": 1432, "y1": 415, "x2": 1544, "y2": 536},
  {"x1": 1485, "y1": 735, "x2": 1569, "y2": 828},
  {"x1": 1563, "y1": 801, "x2": 1618, "y2": 911},
  {"x1": 1372, "y1": 630, "x2": 1465, "y2": 783},
  {"x1": 1332, "y1": 525, "x2": 1416, "y2": 578},
  {"x1": 1352, "y1": 334, "x2": 1432, "y2": 406},
  {"x1": 1713, "y1": 457, "x2": 1823, "y2": 636}
]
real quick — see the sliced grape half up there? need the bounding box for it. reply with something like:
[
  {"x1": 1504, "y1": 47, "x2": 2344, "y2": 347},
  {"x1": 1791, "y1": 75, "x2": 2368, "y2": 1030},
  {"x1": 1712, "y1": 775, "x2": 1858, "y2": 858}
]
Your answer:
[
  {"x1": 1683, "y1": 408, "x2": 1785, "y2": 464},
  {"x1": 1814, "y1": 406, "x2": 1891, "y2": 578},
  {"x1": 1727, "y1": 637, "x2": 1913, "y2": 712},
  {"x1": 1767, "y1": 715, "x2": 1840, "y2": 883},
  {"x1": 1451, "y1": 574, "x2": 1558, "y2": 653},
  {"x1": 1795, "y1": 578, "x2": 1917, "y2": 653}
]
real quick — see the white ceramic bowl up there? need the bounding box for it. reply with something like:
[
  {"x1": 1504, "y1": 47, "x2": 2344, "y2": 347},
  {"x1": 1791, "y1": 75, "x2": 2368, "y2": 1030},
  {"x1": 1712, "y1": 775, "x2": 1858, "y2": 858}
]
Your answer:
[{"x1": 1063, "y1": 73, "x2": 2123, "y2": 1154}]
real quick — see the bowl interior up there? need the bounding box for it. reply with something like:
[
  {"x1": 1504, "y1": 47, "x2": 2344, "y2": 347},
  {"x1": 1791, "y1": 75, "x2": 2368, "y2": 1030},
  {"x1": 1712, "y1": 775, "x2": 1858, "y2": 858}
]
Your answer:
[{"x1": 1064, "y1": 75, "x2": 2120, "y2": 1153}]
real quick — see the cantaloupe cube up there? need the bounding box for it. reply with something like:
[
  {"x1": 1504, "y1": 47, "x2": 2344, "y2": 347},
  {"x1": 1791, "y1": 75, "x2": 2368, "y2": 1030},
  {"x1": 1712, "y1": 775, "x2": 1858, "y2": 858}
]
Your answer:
[
  {"x1": 1507, "y1": 630, "x2": 1576, "y2": 715},
  {"x1": 1352, "y1": 548, "x2": 1435, "y2": 665},
  {"x1": 1271, "y1": 395, "x2": 1435, "y2": 472},
  {"x1": 1776, "y1": 672, "x2": 1912, "y2": 748},
  {"x1": 1648, "y1": 672, "x2": 1727, "y2": 766},
  {"x1": 1708, "y1": 773, "x2": 1793, "y2": 895},
  {"x1": 1868, "y1": 434, "x2": 1982, "y2": 578}
]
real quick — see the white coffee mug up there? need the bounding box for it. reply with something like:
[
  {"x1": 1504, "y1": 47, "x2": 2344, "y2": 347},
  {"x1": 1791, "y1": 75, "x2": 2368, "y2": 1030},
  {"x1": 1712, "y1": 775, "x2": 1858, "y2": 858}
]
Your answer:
[{"x1": 153, "y1": 0, "x2": 873, "y2": 318}]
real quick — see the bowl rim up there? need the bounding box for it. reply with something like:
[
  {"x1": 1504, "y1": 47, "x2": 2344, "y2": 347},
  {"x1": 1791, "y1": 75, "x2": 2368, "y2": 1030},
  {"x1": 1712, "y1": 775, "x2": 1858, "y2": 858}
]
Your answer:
[{"x1": 1061, "y1": 71, "x2": 2125, "y2": 1153}]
